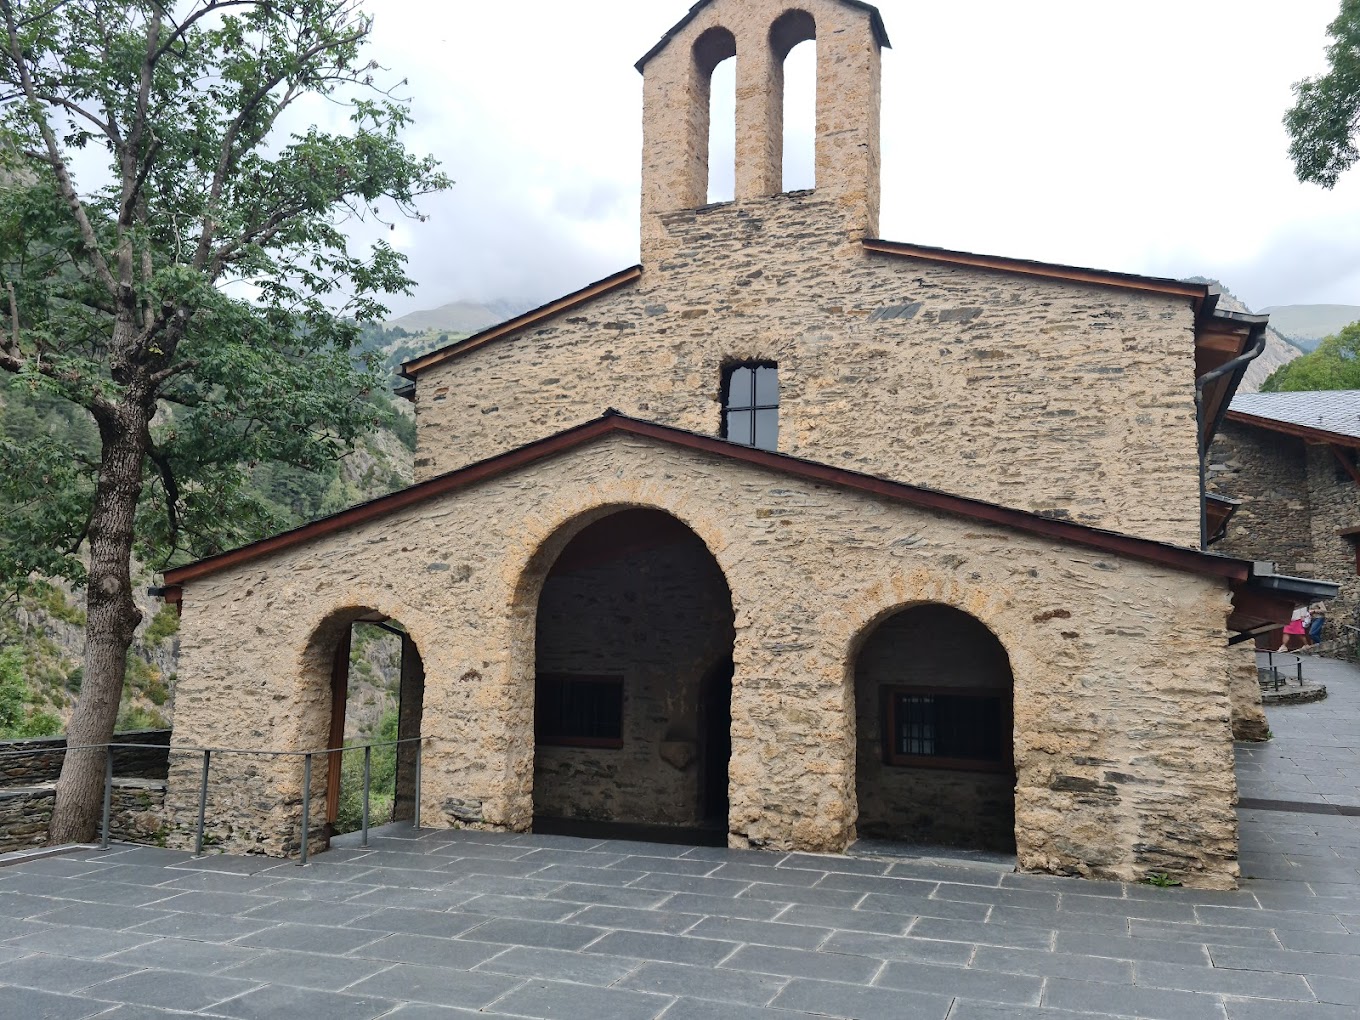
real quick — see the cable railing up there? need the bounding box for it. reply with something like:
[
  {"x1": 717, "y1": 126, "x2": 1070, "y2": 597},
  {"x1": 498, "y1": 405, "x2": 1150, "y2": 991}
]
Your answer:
[{"x1": 0, "y1": 736, "x2": 427, "y2": 866}]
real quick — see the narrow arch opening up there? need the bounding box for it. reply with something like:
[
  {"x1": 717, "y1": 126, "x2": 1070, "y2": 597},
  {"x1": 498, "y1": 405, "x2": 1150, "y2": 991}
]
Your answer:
[
  {"x1": 853, "y1": 604, "x2": 1017, "y2": 854},
  {"x1": 695, "y1": 27, "x2": 737, "y2": 204},
  {"x1": 531, "y1": 508, "x2": 735, "y2": 844},
  {"x1": 772, "y1": 10, "x2": 816, "y2": 193},
  {"x1": 304, "y1": 609, "x2": 426, "y2": 847}
]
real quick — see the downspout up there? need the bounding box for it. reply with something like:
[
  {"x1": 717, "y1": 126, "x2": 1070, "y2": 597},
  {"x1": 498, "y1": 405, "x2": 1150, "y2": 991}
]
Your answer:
[{"x1": 1195, "y1": 327, "x2": 1267, "y2": 549}]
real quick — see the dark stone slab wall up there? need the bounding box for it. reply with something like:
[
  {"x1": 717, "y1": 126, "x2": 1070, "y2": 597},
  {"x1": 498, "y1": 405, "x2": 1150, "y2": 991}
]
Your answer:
[
  {"x1": 1208, "y1": 422, "x2": 1314, "y2": 576},
  {"x1": 0, "y1": 730, "x2": 171, "y2": 787}
]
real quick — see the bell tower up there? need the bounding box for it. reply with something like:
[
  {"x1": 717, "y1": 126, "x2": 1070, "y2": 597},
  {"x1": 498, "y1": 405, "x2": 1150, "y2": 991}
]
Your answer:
[{"x1": 636, "y1": 0, "x2": 890, "y2": 264}]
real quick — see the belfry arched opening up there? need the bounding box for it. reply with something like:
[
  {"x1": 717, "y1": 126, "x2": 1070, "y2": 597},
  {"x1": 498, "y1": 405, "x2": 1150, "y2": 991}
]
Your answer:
[
  {"x1": 853, "y1": 604, "x2": 1017, "y2": 853},
  {"x1": 530, "y1": 509, "x2": 735, "y2": 844}
]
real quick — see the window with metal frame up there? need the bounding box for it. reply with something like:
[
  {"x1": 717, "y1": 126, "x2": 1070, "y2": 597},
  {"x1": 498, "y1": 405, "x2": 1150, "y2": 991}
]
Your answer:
[
  {"x1": 882, "y1": 686, "x2": 1011, "y2": 773},
  {"x1": 722, "y1": 363, "x2": 779, "y2": 451},
  {"x1": 535, "y1": 674, "x2": 624, "y2": 748}
]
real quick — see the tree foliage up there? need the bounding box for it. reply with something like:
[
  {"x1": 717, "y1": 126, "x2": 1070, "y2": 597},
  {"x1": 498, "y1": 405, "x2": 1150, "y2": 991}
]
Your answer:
[
  {"x1": 1262, "y1": 321, "x2": 1360, "y2": 391},
  {"x1": 1286, "y1": 0, "x2": 1360, "y2": 187},
  {"x1": 0, "y1": 0, "x2": 449, "y2": 841}
]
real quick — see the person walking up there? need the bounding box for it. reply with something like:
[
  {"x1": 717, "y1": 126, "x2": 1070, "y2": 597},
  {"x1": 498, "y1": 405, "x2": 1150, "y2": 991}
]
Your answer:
[
  {"x1": 1308, "y1": 603, "x2": 1327, "y2": 646},
  {"x1": 1280, "y1": 606, "x2": 1311, "y2": 652}
]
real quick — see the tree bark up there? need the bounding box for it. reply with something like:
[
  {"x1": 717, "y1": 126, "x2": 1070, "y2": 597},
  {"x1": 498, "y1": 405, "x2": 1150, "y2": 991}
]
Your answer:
[{"x1": 48, "y1": 405, "x2": 150, "y2": 845}]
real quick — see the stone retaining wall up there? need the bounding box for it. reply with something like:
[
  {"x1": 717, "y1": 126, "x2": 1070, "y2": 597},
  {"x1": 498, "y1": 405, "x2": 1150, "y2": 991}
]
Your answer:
[
  {"x1": 0, "y1": 730, "x2": 171, "y2": 852},
  {"x1": 0, "y1": 780, "x2": 168, "y2": 853}
]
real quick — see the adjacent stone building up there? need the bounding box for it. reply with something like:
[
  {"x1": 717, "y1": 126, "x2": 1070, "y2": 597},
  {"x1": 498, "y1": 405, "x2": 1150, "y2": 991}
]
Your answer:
[
  {"x1": 1209, "y1": 391, "x2": 1360, "y2": 639},
  {"x1": 161, "y1": 0, "x2": 1330, "y2": 889}
]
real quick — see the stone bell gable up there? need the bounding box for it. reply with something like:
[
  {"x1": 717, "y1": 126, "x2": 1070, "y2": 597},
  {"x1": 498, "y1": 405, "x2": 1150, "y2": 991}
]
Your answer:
[{"x1": 637, "y1": 0, "x2": 887, "y2": 262}]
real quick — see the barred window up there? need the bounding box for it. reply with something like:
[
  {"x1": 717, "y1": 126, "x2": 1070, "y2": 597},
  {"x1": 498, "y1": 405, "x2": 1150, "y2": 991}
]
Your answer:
[
  {"x1": 723, "y1": 363, "x2": 779, "y2": 451},
  {"x1": 883, "y1": 687, "x2": 1010, "y2": 772},
  {"x1": 536, "y1": 675, "x2": 623, "y2": 749}
]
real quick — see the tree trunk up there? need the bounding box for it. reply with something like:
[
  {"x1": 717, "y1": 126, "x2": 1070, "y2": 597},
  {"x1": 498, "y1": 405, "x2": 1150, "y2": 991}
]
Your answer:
[{"x1": 48, "y1": 410, "x2": 149, "y2": 845}]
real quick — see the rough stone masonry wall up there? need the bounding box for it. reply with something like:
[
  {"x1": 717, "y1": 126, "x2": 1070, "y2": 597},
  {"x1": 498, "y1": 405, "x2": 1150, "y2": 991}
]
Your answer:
[
  {"x1": 169, "y1": 434, "x2": 1241, "y2": 888},
  {"x1": 414, "y1": 192, "x2": 1204, "y2": 549},
  {"x1": 854, "y1": 606, "x2": 1016, "y2": 851},
  {"x1": 534, "y1": 533, "x2": 734, "y2": 827},
  {"x1": 0, "y1": 730, "x2": 171, "y2": 852},
  {"x1": 1305, "y1": 444, "x2": 1360, "y2": 633},
  {"x1": 1208, "y1": 423, "x2": 1314, "y2": 576}
]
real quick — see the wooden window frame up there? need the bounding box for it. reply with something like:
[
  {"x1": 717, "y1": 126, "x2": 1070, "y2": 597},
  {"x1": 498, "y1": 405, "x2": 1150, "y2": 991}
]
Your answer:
[
  {"x1": 881, "y1": 685, "x2": 1013, "y2": 774},
  {"x1": 535, "y1": 674, "x2": 624, "y2": 749}
]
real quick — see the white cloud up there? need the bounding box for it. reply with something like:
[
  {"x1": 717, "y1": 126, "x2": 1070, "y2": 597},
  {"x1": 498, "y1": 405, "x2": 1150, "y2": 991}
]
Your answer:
[{"x1": 356, "y1": 0, "x2": 1360, "y2": 315}]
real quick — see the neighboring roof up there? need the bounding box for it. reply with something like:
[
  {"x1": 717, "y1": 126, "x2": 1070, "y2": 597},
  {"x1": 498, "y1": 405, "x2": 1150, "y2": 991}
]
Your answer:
[
  {"x1": 635, "y1": 0, "x2": 891, "y2": 72},
  {"x1": 400, "y1": 266, "x2": 642, "y2": 379},
  {"x1": 165, "y1": 411, "x2": 1257, "y2": 589},
  {"x1": 1227, "y1": 391, "x2": 1360, "y2": 446}
]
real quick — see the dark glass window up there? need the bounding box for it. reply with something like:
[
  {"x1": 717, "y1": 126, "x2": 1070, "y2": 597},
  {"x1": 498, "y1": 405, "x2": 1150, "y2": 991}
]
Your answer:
[
  {"x1": 723, "y1": 363, "x2": 779, "y2": 451},
  {"x1": 883, "y1": 687, "x2": 1010, "y2": 772},
  {"x1": 536, "y1": 675, "x2": 624, "y2": 748}
]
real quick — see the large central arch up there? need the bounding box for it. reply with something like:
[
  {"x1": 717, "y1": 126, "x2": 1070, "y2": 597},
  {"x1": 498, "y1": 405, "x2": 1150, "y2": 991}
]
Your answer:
[{"x1": 518, "y1": 506, "x2": 736, "y2": 842}]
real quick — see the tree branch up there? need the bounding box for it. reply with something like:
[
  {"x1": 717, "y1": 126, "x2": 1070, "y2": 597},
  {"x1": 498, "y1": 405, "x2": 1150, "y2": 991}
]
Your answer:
[
  {"x1": 0, "y1": 0, "x2": 116, "y2": 296},
  {"x1": 146, "y1": 442, "x2": 180, "y2": 554}
]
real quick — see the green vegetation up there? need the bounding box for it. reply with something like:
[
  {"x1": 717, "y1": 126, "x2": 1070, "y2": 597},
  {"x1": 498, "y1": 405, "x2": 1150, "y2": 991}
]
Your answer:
[
  {"x1": 1262, "y1": 321, "x2": 1360, "y2": 391},
  {"x1": 144, "y1": 606, "x2": 180, "y2": 646},
  {"x1": 334, "y1": 707, "x2": 399, "y2": 835},
  {"x1": 1286, "y1": 1, "x2": 1360, "y2": 188},
  {"x1": 0, "y1": 647, "x2": 62, "y2": 739}
]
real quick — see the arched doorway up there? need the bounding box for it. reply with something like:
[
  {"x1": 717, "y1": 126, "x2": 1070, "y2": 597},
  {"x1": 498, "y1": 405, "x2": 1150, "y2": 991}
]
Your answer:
[
  {"x1": 853, "y1": 604, "x2": 1016, "y2": 853},
  {"x1": 307, "y1": 610, "x2": 426, "y2": 843},
  {"x1": 531, "y1": 508, "x2": 735, "y2": 843}
]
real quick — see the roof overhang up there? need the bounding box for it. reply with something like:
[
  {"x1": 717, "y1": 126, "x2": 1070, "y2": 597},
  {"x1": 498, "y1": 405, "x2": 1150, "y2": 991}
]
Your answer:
[
  {"x1": 1224, "y1": 409, "x2": 1360, "y2": 451},
  {"x1": 1228, "y1": 569, "x2": 1341, "y2": 643},
  {"x1": 1205, "y1": 493, "x2": 1240, "y2": 547},
  {"x1": 635, "y1": 0, "x2": 891, "y2": 72}
]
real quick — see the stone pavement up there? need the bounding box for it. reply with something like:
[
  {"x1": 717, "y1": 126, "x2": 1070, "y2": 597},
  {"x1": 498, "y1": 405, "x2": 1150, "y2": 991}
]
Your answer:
[{"x1": 0, "y1": 663, "x2": 1357, "y2": 1020}]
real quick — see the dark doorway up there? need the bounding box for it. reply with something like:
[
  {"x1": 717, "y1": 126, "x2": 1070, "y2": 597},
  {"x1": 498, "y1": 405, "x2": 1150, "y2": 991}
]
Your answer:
[
  {"x1": 532, "y1": 509, "x2": 735, "y2": 843},
  {"x1": 700, "y1": 657, "x2": 734, "y2": 826},
  {"x1": 853, "y1": 604, "x2": 1017, "y2": 854}
]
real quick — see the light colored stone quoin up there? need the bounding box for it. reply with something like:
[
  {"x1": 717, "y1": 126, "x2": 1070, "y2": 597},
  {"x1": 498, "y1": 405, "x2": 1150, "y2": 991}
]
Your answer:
[{"x1": 163, "y1": 0, "x2": 1274, "y2": 890}]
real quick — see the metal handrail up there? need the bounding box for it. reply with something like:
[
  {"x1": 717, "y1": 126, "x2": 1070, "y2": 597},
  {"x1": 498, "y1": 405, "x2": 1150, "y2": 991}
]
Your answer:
[{"x1": 1, "y1": 736, "x2": 434, "y2": 865}]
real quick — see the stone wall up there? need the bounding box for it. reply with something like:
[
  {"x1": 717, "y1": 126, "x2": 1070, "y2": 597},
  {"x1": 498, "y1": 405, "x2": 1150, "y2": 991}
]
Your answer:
[
  {"x1": 533, "y1": 522, "x2": 734, "y2": 826},
  {"x1": 169, "y1": 433, "x2": 1241, "y2": 888},
  {"x1": 1208, "y1": 423, "x2": 1313, "y2": 576},
  {"x1": 413, "y1": 189, "x2": 1202, "y2": 550},
  {"x1": 854, "y1": 605, "x2": 1016, "y2": 851},
  {"x1": 1305, "y1": 444, "x2": 1360, "y2": 632},
  {"x1": 0, "y1": 730, "x2": 171, "y2": 852},
  {"x1": 0, "y1": 781, "x2": 168, "y2": 854}
]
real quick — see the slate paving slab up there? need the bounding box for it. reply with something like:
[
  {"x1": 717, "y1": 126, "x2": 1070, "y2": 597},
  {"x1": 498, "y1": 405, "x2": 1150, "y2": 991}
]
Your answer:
[{"x1": 2, "y1": 656, "x2": 1359, "y2": 1018}]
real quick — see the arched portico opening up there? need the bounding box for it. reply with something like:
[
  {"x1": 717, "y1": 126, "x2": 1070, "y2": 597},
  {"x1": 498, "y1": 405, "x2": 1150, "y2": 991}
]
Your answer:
[
  {"x1": 301, "y1": 608, "x2": 426, "y2": 844},
  {"x1": 529, "y1": 507, "x2": 735, "y2": 843},
  {"x1": 853, "y1": 603, "x2": 1017, "y2": 853}
]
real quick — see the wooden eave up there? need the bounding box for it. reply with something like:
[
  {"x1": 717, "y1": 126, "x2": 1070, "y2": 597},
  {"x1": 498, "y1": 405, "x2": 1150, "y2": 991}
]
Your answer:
[
  {"x1": 399, "y1": 266, "x2": 642, "y2": 379},
  {"x1": 163, "y1": 412, "x2": 1252, "y2": 589},
  {"x1": 1223, "y1": 410, "x2": 1360, "y2": 451},
  {"x1": 635, "y1": 0, "x2": 891, "y2": 71}
]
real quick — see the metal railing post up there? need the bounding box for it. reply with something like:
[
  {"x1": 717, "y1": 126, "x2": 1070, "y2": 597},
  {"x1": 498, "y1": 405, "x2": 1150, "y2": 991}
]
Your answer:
[
  {"x1": 361, "y1": 744, "x2": 372, "y2": 848},
  {"x1": 99, "y1": 746, "x2": 113, "y2": 850},
  {"x1": 299, "y1": 752, "x2": 312, "y2": 866},
  {"x1": 194, "y1": 749, "x2": 211, "y2": 857},
  {"x1": 412, "y1": 739, "x2": 422, "y2": 831}
]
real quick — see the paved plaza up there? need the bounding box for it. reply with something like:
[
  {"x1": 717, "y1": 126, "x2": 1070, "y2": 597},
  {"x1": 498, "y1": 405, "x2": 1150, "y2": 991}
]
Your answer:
[{"x1": 1, "y1": 663, "x2": 1358, "y2": 1019}]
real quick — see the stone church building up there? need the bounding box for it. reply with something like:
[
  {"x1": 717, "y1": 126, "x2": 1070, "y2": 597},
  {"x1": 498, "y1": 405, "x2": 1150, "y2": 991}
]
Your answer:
[{"x1": 161, "y1": 0, "x2": 1329, "y2": 889}]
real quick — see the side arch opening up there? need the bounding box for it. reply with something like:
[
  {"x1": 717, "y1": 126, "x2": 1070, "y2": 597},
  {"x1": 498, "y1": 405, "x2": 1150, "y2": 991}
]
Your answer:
[
  {"x1": 695, "y1": 26, "x2": 737, "y2": 204},
  {"x1": 771, "y1": 10, "x2": 816, "y2": 193},
  {"x1": 527, "y1": 507, "x2": 736, "y2": 844},
  {"x1": 852, "y1": 603, "x2": 1017, "y2": 853},
  {"x1": 300, "y1": 608, "x2": 426, "y2": 846}
]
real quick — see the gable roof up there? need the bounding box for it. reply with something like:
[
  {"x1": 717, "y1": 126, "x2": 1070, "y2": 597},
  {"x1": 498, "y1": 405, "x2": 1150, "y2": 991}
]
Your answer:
[
  {"x1": 1227, "y1": 391, "x2": 1360, "y2": 446},
  {"x1": 165, "y1": 411, "x2": 1255, "y2": 589},
  {"x1": 636, "y1": 1, "x2": 891, "y2": 72}
]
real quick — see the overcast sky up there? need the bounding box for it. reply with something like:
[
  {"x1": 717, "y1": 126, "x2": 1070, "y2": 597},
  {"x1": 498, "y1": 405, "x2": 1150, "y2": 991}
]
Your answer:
[{"x1": 340, "y1": 0, "x2": 1360, "y2": 318}]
